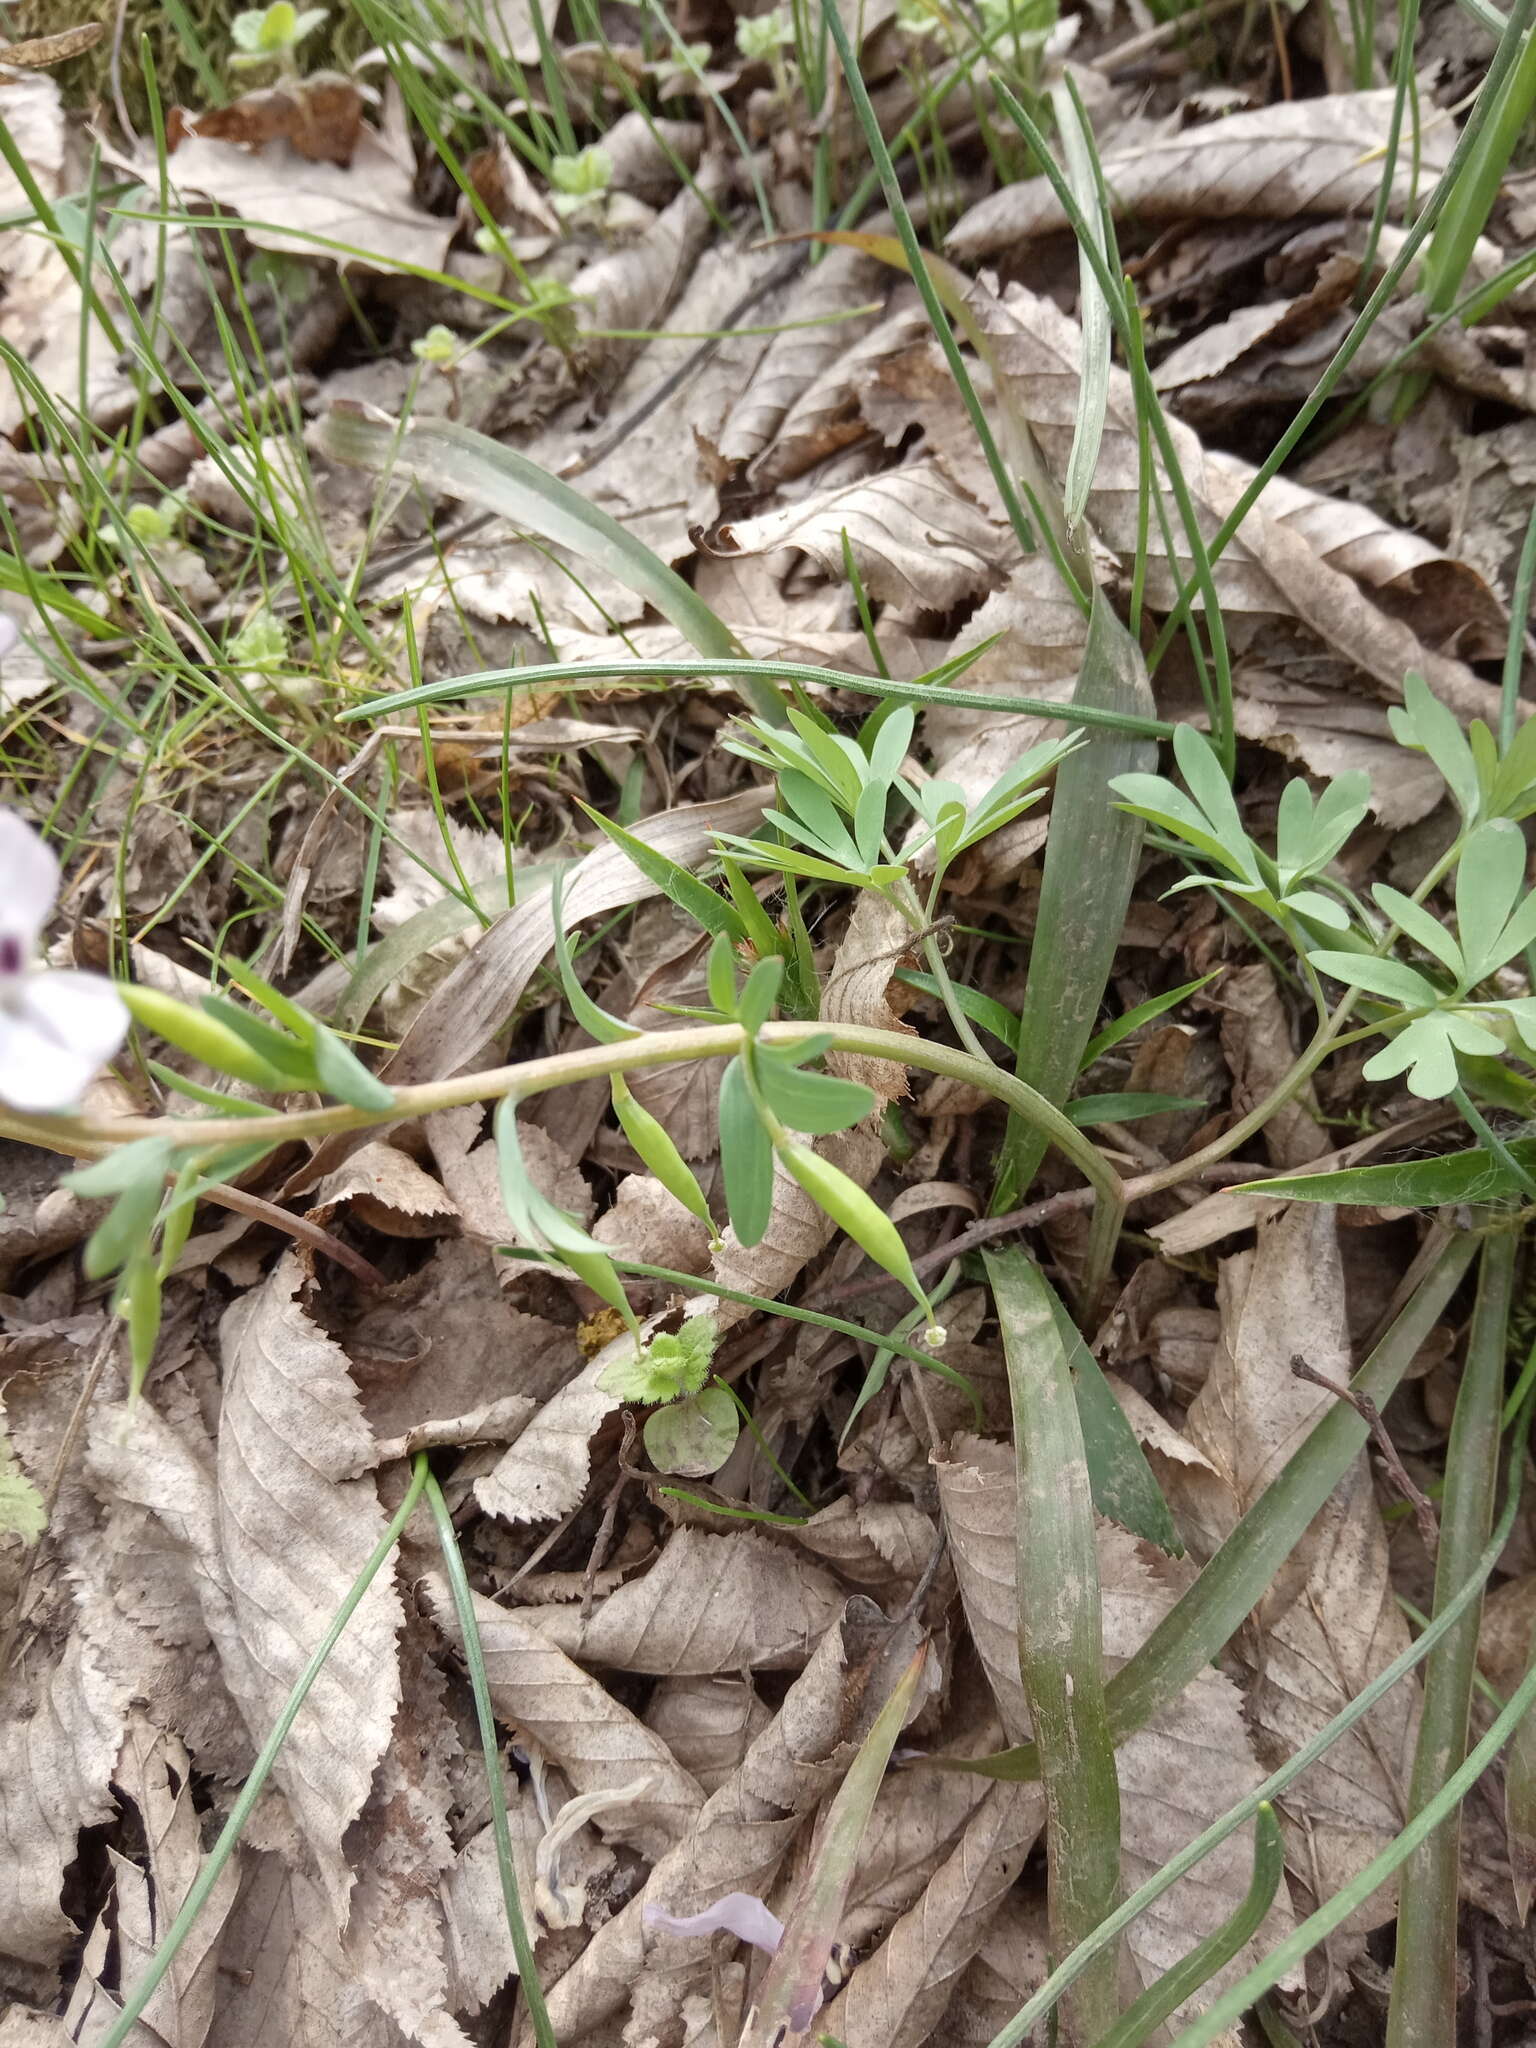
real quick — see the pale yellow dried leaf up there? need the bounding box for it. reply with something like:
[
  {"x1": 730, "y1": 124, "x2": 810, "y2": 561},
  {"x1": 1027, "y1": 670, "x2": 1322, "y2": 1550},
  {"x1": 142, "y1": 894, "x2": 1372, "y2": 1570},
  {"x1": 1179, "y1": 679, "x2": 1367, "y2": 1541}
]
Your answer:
[
  {"x1": 213, "y1": 1257, "x2": 405, "y2": 1921},
  {"x1": 523, "y1": 1527, "x2": 844, "y2": 1673},
  {"x1": 948, "y1": 90, "x2": 1456, "y2": 257}
]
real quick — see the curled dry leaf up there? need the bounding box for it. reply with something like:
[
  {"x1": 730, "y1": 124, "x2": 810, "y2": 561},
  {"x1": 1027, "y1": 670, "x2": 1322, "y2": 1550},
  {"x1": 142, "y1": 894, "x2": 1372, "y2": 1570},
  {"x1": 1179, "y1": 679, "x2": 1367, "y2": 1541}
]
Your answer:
[
  {"x1": 960, "y1": 278, "x2": 1499, "y2": 722},
  {"x1": 0, "y1": 1631, "x2": 127, "y2": 1971},
  {"x1": 708, "y1": 459, "x2": 1000, "y2": 614},
  {"x1": 816, "y1": 1777, "x2": 1045, "y2": 2048},
  {"x1": 753, "y1": 297, "x2": 930, "y2": 487},
  {"x1": 716, "y1": 246, "x2": 884, "y2": 469},
  {"x1": 421, "y1": 1571, "x2": 705, "y2": 1864},
  {"x1": 937, "y1": 1440, "x2": 1295, "y2": 2019},
  {"x1": 792, "y1": 1497, "x2": 941, "y2": 1593},
  {"x1": 524, "y1": 1527, "x2": 845, "y2": 1673},
  {"x1": 531, "y1": 1606, "x2": 877, "y2": 2046},
  {"x1": 310, "y1": 1140, "x2": 461, "y2": 1239},
  {"x1": 67, "y1": 1714, "x2": 239, "y2": 2048},
  {"x1": 948, "y1": 89, "x2": 1456, "y2": 258},
  {"x1": 1179, "y1": 1203, "x2": 1350, "y2": 1582}
]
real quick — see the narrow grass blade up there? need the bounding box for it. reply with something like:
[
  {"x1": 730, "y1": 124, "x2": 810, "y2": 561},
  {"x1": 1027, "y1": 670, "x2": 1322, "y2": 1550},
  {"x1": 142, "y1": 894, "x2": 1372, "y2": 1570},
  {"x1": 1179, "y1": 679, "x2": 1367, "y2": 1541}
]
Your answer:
[
  {"x1": 426, "y1": 1472, "x2": 556, "y2": 2048},
  {"x1": 993, "y1": 591, "x2": 1156, "y2": 1214},
  {"x1": 1052, "y1": 79, "x2": 1112, "y2": 535},
  {"x1": 1386, "y1": 1227, "x2": 1517, "y2": 2047},
  {"x1": 1507, "y1": 1615, "x2": 1536, "y2": 1920},
  {"x1": 985, "y1": 1402, "x2": 1531, "y2": 2048},
  {"x1": 948, "y1": 1231, "x2": 1478, "y2": 1780},
  {"x1": 987, "y1": 1246, "x2": 1122, "y2": 2042},
  {"x1": 317, "y1": 409, "x2": 788, "y2": 723},
  {"x1": 340, "y1": 655, "x2": 1173, "y2": 738},
  {"x1": 97, "y1": 1457, "x2": 431, "y2": 2048},
  {"x1": 1095, "y1": 1805, "x2": 1284, "y2": 2048},
  {"x1": 739, "y1": 1643, "x2": 929, "y2": 2045},
  {"x1": 1047, "y1": 1282, "x2": 1181, "y2": 1554}
]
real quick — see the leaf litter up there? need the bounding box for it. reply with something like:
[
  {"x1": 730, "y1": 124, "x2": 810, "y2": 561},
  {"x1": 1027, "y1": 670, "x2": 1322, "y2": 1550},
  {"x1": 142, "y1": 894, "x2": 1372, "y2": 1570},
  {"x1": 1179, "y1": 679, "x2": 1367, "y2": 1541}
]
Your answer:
[{"x1": 3, "y1": 1, "x2": 1536, "y2": 2044}]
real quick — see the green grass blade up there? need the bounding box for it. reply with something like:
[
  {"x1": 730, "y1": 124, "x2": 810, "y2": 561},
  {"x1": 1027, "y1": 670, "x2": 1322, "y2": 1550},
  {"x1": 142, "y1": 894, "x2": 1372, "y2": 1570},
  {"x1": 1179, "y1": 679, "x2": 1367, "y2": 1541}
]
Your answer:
[
  {"x1": 988, "y1": 1247, "x2": 1122, "y2": 2042},
  {"x1": 1094, "y1": 1805, "x2": 1284, "y2": 2048},
  {"x1": 316, "y1": 410, "x2": 788, "y2": 723},
  {"x1": 949, "y1": 1232, "x2": 1478, "y2": 1781},
  {"x1": 1385, "y1": 1227, "x2": 1517, "y2": 2047},
  {"x1": 984, "y1": 1398, "x2": 1532, "y2": 2048},
  {"x1": 339, "y1": 656, "x2": 1173, "y2": 738},
  {"x1": 98, "y1": 1457, "x2": 431, "y2": 2048},
  {"x1": 993, "y1": 591, "x2": 1156, "y2": 1213},
  {"x1": 425, "y1": 1472, "x2": 556, "y2": 2048}
]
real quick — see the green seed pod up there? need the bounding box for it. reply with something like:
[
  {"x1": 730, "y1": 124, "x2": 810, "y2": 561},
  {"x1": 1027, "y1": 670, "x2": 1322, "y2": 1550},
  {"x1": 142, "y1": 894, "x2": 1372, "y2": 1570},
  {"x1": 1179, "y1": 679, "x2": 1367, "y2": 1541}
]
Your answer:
[
  {"x1": 611, "y1": 1074, "x2": 714, "y2": 1233},
  {"x1": 779, "y1": 1141, "x2": 935, "y2": 1328},
  {"x1": 121, "y1": 984, "x2": 291, "y2": 1092}
]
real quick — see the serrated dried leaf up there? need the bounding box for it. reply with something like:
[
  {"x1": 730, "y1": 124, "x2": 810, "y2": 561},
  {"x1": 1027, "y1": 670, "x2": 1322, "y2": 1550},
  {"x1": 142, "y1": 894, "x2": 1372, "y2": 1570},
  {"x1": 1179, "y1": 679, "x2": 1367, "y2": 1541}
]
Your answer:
[
  {"x1": 792, "y1": 1498, "x2": 940, "y2": 1592},
  {"x1": 0, "y1": 1631, "x2": 128, "y2": 1970},
  {"x1": 472, "y1": 1341, "x2": 621, "y2": 1526},
  {"x1": 948, "y1": 90, "x2": 1456, "y2": 258},
  {"x1": 943, "y1": 1890, "x2": 1052, "y2": 2046},
  {"x1": 937, "y1": 1441, "x2": 1296, "y2": 2018},
  {"x1": 816, "y1": 1777, "x2": 1045, "y2": 2048},
  {"x1": 310, "y1": 1141, "x2": 461, "y2": 1239},
  {"x1": 572, "y1": 163, "x2": 726, "y2": 367},
  {"x1": 643, "y1": 1678, "x2": 773, "y2": 1795},
  {"x1": 1217, "y1": 962, "x2": 1328, "y2": 1169},
  {"x1": 531, "y1": 1606, "x2": 879, "y2": 2046},
  {"x1": 958, "y1": 278, "x2": 1500, "y2": 722},
  {"x1": 523, "y1": 1528, "x2": 844, "y2": 1672},
  {"x1": 710, "y1": 460, "x2": 1001, "y2": 613},
  {"x1": 421, "y1": 1571, "x2": 705, "y2": 1862},
  {"x1": 717, "y1": 247, "x2": 883, "y2": 468},
  {"x1": 1245, "y1": 1461, "x2": 1418, "y2": 1935},
  {"x1": 211, "y1": 1854, "x2": 399, "y2": 2048},
  {"x1": 754, "y1": 299, "x2": 930, "y2": 486}
]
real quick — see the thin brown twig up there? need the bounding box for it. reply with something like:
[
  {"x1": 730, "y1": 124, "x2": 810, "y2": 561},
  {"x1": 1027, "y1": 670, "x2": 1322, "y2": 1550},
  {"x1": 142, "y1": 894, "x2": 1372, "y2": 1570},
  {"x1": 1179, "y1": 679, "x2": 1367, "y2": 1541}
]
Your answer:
[
  {"x1": 202, "y1": 1183, "x2": 389, "y2": 1290},
  {"x1": 1290, "y1": 1354, "x2": 1440, "y2": 1556}
]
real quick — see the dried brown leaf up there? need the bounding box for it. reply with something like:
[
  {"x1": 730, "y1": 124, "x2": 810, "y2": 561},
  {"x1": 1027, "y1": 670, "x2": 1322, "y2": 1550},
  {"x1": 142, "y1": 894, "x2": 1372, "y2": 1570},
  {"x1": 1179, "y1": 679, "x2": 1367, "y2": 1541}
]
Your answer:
[
  {"x1": 572, "y1": 164, "x2": 727, "y2": 367},
  {"x1": 943, "y1": 1890, "x2": 1052, "y2": 2045},
  {"x1": 212, "y1": 1854, "x2": 402, "y2": 2048},
  {"x1": 948, "y1": 90, "x2": 1455, "y2": 258},
  {"x1": 792, "y1": 1498, "x2": 940, "y2": 1592},
  {"x1": 166, "y1": 128, "x2": 453, "y2": 274},
  {"x1": 709, "y1": 460, "x2": 1000, "y2": 613},
  {"x1": 753, "y1": 297, "x2": 929, "y2": 487},
  {"x1": 0, "y1": 1632, "x2": 127, "y2": 1971},
  {"x1": 1246, "y1": 1461, "x2": 1418, "y2": 1934},
  {"x1": 524, "y1": 1528, "x2": 844, "y2": 1673},
  {"x1": 592, "y1": 1172, "x2": 714, "y2": 1277},
  {"x1": 1216, "y1": 962, "x2": 1328, "y2": 1169},
  {"x1": 421, "y1": 1571, "x2": 705, "y2": 1862},
  {"x1": 716, "y1": 247, "x2": 883, "y2": 468},
  {"x1": 643, "y1": 1677, "x2": 772, "y2": 1795}
]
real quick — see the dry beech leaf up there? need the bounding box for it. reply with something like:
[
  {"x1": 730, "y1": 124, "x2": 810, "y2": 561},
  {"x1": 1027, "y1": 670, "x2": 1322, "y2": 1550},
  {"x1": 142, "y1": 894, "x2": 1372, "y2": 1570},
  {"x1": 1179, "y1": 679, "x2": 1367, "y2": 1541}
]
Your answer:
[
  {"x1": 0, "y1": 2013, "x2": 74, "y2": 2046},
  {"x1": 643, "y1": 1677, "x2": 773, "y2": 1795},
  {"x1": 1216, "y1": 962, "x2": 1329, "y2": 1169},
  {"x1": 212, "y1": 1853, "x2": 398, "y2": 2048},
  {"x1": 753, "y1": 299, "x2": 930, "y2": 487},
  {"x1": 443, "y1": 1779, "x2": 560, "y2": 2014},
  {"x1": 961, "y1": 278, "x2": 1499, "y2": 723},
  {"x1": 532, "y1": 1607, "x2": 872, "y2": 2046},
  {"x1": 592, "y1": 1172, "x2": 714, "y2": 1277},
  {"x1": 310, "y1": 1140, "x2": 461, "y2": 1238},
  {"x1": 792, "y1": 1497, "x2": 940, "y2": 1592},
  {"x1": 0, "y1": 1632, "x2": 127, "y2": 1971},
  {"x1": 472, "y1": 1337, "x2": 626, "y2": 1527},
  {"x1": 1180, "y1": 1203, "x2": 1350, "y2": 1579},
  {"x1": 572, "y1": 163, "x2": 727, "y2": 365},
  {"x1": 1230, "y1": 670, "x2": 1448, "y2": 830},
  {"x1": 817, "y1": 1777, "x2": 1045, "y2": 2048},
  {"x1": 709, "y1": 459, "x2": 1000, "y2": 613},
  {"x1": 716, "y1": 246, "x2": 883, "y2": 468},
  {"x1": 835, "y1": 1755, "x2": 997, "y2": 1952},
  {"x1": 947, "y1": 89, "x2": 1456, "y2": 258},
  {"x1": 822, "y1": 889, "x2": 918, "y2": 1104},
  {"x1": 168, "y1": 75, "x2": 365, "y2": 164},
  {"x1": 342, "y1": 1625, "x2": 469, "y2": 2047},
  {"x1": 421, "y1": 1570, "x2": 706, "y2": 1863},
  {"x1": 943, "y1": 1890, "x2": 1052, "y2": 2046},
  {"x1": 91, "y1": 1259, "x2": 405, "y2": 1925},
  {"x1": 166, "y1": 127, "x2": 454, "y2": 274},
  {"x1": 936, "y1": 1440, "x2": 1295, "y2": 2019},
  {"x1": 1246, "y1": 1461, "x2": 1419, "y2": 1935},
  {"x1": 523, "y1": 1527, "x2": 845, "y2": 1673}
]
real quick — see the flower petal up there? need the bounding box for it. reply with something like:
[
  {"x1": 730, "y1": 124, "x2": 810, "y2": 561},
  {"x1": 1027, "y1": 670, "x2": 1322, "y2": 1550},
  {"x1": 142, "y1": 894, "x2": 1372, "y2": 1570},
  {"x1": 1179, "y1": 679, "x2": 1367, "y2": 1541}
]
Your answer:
[
  {"x1": 643, "y1": 1892, "x2": 785, "y2": 1956},
  {"x1": 0, "y1": 615, "x2": 18, "y2": 660},
  {"x1": 0, "y1": 971, "x2": 128, "y2": 1111},
  {"x1": 0, "y1": 809, "x2": 61, "y2": 963}
]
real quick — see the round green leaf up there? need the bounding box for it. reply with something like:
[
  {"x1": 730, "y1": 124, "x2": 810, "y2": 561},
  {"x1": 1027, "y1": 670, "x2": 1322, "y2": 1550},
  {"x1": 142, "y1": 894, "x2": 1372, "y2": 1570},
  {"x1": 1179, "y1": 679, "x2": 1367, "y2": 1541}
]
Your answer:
[{"x1": 643, "y1": 1388, "x2": 741, "y2": 1476}]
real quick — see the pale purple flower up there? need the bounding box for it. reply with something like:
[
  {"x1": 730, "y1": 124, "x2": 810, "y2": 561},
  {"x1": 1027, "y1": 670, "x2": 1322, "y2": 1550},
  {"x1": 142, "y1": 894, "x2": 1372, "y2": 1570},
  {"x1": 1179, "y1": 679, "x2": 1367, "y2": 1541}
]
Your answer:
[
  {"x1": 0, "y1": 810, "x2": 127, "y2": 1112},
  {"x1": 643, "y1": 1892, "x2": 785, "y2": 1955}
]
